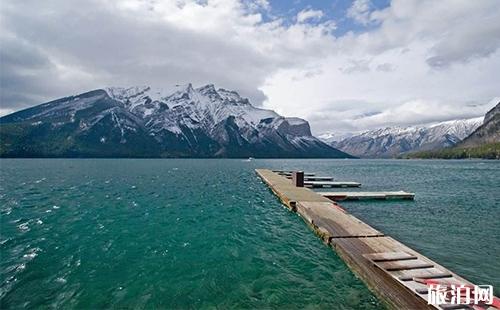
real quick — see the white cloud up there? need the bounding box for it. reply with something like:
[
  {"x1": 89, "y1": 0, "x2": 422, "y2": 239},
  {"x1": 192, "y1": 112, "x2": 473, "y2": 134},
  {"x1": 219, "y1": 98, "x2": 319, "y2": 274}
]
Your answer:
[
  {"x1": 296, "y1": 9, "x2": 324, "y2": 23},
  {"x1": 262, "y1": 0, "x2": 500, "y2": 134},
  {"x1": 353, "y1": 100, "x2": 488, "y2": 128},
  {"x1": 1, "y1": 0, "x2": 499, "y2": 136},
  {"x1": 347, "y1": 0, "x2": 373, "y2": 25},
  {"x1": 0, "y1": 0, "x2": 336, "y2": 110}
]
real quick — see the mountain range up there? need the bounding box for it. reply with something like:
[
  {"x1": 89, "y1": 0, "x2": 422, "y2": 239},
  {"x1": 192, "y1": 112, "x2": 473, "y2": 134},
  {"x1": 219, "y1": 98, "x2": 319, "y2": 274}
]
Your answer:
[
  {"x1": 0, "y1": 84, "x2": 351, "y2": 158},
  {"x1": 459, "y1": 102, "x2": 500, "y2": 147},
  {"x1": 404, "y1": 102, "x2": 500, "y2": 159},
  {"x1": 321, "y1": 118, "x2": 483, "y2": 158}
]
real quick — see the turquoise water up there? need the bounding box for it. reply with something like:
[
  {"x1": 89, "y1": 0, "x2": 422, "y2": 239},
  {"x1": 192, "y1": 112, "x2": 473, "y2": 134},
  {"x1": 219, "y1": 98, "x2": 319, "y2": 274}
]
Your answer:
[
  {"x1": 267, "y1": 159, "x2": 500, "y2": 295},
  {"x1": 1, "y1": 159, "x2": 381, "y2": 309},
  {"x1": 0, "y1": 159, "x2": 498, "y2": 308}
]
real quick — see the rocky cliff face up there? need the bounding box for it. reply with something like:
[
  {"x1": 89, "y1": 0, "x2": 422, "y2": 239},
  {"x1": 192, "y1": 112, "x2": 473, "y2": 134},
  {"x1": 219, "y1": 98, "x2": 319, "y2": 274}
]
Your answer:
[
  {"x1": 0, "y1": 84, "x2": 352, "y2": 158},
  {"x1": 324, "y1": 118, "x2": 482, "y2": 158},
  {"x1": 459, "y1": 102, "x2": 500, "y2": 147}
]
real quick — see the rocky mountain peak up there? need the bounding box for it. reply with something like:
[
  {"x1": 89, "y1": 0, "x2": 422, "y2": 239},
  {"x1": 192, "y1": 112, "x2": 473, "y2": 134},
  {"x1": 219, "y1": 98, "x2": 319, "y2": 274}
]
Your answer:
[
  {"x1": 484, "y1": 102, "x2": 500, "y2": 124},
  {"x1": 0, "y1": 83, "x2": 352, "y2": 158},
  {"x1": 459, "y1": 102, "x2": 500, "y2": 147},
  {"x1": 325, "y1": 117, "x2": 483, "y2": 158},
  {"x1": 196, "y1": 84, "x2": 216, "y2": 93},
  {"x1": 105, "y1": 86, "x2": 151, "y2": 101}
]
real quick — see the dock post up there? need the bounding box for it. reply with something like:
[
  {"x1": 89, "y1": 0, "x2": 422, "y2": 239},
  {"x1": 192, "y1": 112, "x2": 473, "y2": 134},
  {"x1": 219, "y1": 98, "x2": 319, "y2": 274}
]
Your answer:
[{"x1": 292, "y1": 171, "x2": 304, "y2": 187}]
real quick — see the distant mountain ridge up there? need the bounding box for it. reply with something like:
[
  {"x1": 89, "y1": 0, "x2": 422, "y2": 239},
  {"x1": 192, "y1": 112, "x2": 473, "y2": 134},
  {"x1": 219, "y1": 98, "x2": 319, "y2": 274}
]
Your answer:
[
  {"x1": 323, "y1": 118, "x2": 483, "y2": 158},
  {"x1": 405, "y1": 102, "x2": 500, "y2": 159},
  {"x1": 0, "y1": 84, "x2": 352, "y2": 158},
  {"x1": 459, "y1": 102, "x2": 500, "y2": 147}
]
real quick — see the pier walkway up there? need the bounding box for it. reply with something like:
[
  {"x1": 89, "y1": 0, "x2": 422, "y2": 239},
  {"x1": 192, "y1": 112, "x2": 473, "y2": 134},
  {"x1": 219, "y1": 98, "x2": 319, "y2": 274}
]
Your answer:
[
  {"x1": 256, "y1": 169, "x2": 497, "y2": 310},
  {"x1": 305, "y1": 181, "x2": 361, "y2": 188},
  {"x1": 285, "y1": 175, "x2": 334, "y2": 181},
  {"x1": 320, "y1": 191, "x2": 415, "y2": 201}
]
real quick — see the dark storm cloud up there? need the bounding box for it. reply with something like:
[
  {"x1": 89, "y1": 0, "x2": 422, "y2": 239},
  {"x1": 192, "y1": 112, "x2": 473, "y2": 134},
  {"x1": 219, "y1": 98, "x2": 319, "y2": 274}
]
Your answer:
[{"x1": 0, "y1": 35, "x2": 61, "y2": 109}]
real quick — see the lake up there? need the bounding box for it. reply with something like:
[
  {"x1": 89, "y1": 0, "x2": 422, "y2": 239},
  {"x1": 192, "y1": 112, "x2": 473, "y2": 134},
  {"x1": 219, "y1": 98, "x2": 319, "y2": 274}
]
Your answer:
[{"x1": 0, "y1": 159, "x2": 498, "y2": 308}]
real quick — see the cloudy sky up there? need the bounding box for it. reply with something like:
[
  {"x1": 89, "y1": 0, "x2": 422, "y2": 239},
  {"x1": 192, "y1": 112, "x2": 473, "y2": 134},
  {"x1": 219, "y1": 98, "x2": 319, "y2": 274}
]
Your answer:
[{"x1": 1, "y1": 0, "x2": 499, "y2": 135}]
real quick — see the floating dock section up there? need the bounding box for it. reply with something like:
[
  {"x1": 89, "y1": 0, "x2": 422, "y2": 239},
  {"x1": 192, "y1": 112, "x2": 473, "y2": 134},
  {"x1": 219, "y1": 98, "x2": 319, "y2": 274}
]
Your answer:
[
  {"x1": 256, "y1": 169, "x2": 498, "y2": 310},
  {"x1": 305, "y1": 181, "x2": 361, "y2": 188},
  {"x1": 285, "y1": 175, "x2": 335, "y2": 181},
  {"x1": 275, "y1": 171, "x2": 315, "y2": 177},
  {"x1": 321, "y1": 191, "x2": 415, "y2": 201}
]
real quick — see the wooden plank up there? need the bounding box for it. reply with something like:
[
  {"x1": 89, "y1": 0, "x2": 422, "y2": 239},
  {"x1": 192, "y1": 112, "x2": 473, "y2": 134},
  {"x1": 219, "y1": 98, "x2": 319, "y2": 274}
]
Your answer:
[
  {"x1": 305, "y1": 181, "x2": 361, "y2": 188},
  {"x1": 400, "y1": 280, "x2": 431, "y2": 294},
  {"x1": 414, "y1": 277, "x2": 473, "y2": 287},
  {"x1": 438, "y1": 304, "x2": 473, "y2": 309},
  {"x1": 387, "y1": 267, "x2": 451, "y2": 280},
  {"x1": 356, "y1": 237, "x2": 479, "y2": 308},
  {"x1": 276, "y1": 171, "x2": 315, "y2": 176},
  {"x1": 256, "y1": 169, "x2": 331, "y2": 210},
  {"x1": 330, "y1": 236, "x2": 436, "y2": 309},
  {"x1": 273, "y1": 169, "x2": 304, "y2": 173},
  {"x1": 364, "y1": 251, "x2": 417, "y2": 262},
  {"x1": 347, "y1": 237, "x2": 476, "y2": 280},
  {"x1": 398, "y1": 272, "x2": 453, "y2": 282},
  {"x1": 321, "y1": 191, "x2": 415, "y2": 201},
  {"x1": 416, "y1": 288, "x2": 429, "y2": 294},
  {"x1": 376, "y1": 259, "x2": 434, "y2": 271},
  {"x1": 329, "y1": 235, "x2": 478, "y2": 309},
  {"x1": 286, "y1": 176, "x2": 334, "y2": 181},
  {"x1": 297, "y1": 201, "x2": 384, "y2": 238}
]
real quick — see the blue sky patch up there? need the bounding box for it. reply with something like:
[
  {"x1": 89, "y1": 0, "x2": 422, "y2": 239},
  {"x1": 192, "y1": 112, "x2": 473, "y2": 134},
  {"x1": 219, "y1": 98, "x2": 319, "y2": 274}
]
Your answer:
[{"x1": 260, "y1": 0, "x2": 391, "y2": 36}]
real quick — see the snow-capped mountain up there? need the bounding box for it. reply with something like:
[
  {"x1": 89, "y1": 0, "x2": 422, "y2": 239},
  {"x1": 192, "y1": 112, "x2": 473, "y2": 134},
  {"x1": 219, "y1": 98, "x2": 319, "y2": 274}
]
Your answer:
[
  {"x1": 317, "y1": 132, "x2": 354, "y2": 144},
  {"x1": 459, "y1": 102, "x2": 500, "y2": 147},
  {"x1": 0, "y1": 84, "x2": 351, "y2": 158},
  {"x1": 325, "y1": 118, "x2": 483, "y2": 158}
]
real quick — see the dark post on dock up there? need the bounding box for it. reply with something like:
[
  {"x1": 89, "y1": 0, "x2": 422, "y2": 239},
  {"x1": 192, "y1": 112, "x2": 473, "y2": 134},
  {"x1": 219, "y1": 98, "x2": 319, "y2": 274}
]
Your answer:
[{"x1": 292, "y1": 171, "x2": 304, "y2": 187}]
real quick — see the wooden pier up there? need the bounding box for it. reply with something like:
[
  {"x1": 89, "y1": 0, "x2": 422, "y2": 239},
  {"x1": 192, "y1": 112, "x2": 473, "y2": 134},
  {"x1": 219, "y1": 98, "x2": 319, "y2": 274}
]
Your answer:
[
  {"x1": 305, "y1": 181, "x2": 361, "y2": 188},
  {"x1": 256, "y1": 169, "x2": 498, "y2": 310},
  {"x1": 285, "y1": 175, "x2": 334, "y2": 181},
  {"x1": 276, "y1": 171, "x2": 315, "y2": 177},
  {"x1": 321, "y1": 191, "x2": 415, "y2": 201}
]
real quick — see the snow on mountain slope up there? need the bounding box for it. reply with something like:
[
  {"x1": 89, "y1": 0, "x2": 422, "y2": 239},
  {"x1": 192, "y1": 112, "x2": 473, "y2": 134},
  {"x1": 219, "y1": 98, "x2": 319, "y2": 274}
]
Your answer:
[
  {"x1": 103, "y1": 84, "x2": 278, "y2": 133},
  {"x1": 0, "y1": 84, "x2": 351, "y2": 158},
  {"x1": 317, "y1": 132, "x2": 354, "y2": 144},
  {"x1": 459, "y1": 102, "x2": 500, "y2": 147},
  {"x1": 427, "y1": 118, "x2": 483, "y2": 142},
  {"x1": 326, "y1": 118, "x2": 482, "y2": 158}
]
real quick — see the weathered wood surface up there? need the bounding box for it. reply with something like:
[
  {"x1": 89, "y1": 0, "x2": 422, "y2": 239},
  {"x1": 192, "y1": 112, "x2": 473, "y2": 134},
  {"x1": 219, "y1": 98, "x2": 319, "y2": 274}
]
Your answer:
[
  {"x1": 286, "y1": 176, "x2": 334, "y2": 181},
  {"x1": 297, "y1": 201, "x2": 384, "y2": 238},
  {"x1": 320, "y1": 191, "x2": 415, "y2": 201},
  {"x1": 273, "y1": 169, "x2": 313, "y2": 174},
  {"x1": 305, "y1": 181, "x2": 361, "y2": 188},
  {"x1": 256, "y1": 169, "x2": 330, "y2": 210},
  {"x1": 256, "y1": 169, "x2": 495, "y2": 310},
  {"x1": 274, "y1": 170, "x2": 315, "y2": 177},
  {"x1": 363, "y1": 251, "x2": 416, "y2": 262}
]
